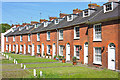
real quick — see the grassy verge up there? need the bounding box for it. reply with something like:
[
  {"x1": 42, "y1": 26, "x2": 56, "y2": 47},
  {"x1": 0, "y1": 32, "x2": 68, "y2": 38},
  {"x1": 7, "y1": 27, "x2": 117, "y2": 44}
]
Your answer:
[
  {"x1": 16, "y1": 58, "x2": 58, "y2": 63},
  {"x1": 25, "y1": 63, "x2": 72, "y2": 68}
]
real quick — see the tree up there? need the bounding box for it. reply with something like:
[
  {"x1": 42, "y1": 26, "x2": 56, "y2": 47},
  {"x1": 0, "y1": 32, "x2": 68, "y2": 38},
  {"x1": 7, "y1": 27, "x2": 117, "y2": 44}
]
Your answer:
[{"x1": 0, "y1": 23, "x2": 11, "y2": 33}]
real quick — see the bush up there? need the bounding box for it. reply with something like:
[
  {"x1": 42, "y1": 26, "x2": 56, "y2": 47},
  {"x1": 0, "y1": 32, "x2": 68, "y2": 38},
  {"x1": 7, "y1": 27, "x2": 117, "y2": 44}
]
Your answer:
[{"x1": 72, "y1": 57, "x2": 77, "y2": 62}]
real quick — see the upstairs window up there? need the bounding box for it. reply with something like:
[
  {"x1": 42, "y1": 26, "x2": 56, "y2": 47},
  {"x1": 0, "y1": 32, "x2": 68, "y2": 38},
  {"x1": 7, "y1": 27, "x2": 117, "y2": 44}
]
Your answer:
[
  {"x1": 104, "y1": 2, "x2": 113, "y2": 13},
  {"x1": 47, "y1": 45, "x2": 51, "y2": 55},
  {"x1": 59, "y1": 30, "x2": 63, "y2": 40},
  {"x1": 37, "y1": 33, "x2": 40, "y2": 41},
  {"x1": 20, "y1": 35, "x2": 23, "y2": 41},
  {"x1": 6, "y1": 37, "x2": 8, "y2": 42},
  {"x1": 93, "y1": 23, "x2": 102, "y2": 41},
  {"x1": 28, "y1": 34, "x2": 31, "y2": 41},
  {"x1": 13, "y1": 36, "x2": 15, "y2": 42},
  {"x1": 6, "y1": 45, "x2": 8, "y2": 50},
  {"x1": 55, "y1": 19, "x2": 59, "y2": 24},
  {"x1": 47, "y1": 32, "x2": 50, "y2": 40},
  {"x1": 44, "y1": 22, "x2": 48, "y2": 27},
  {"x1": 74, "y1": 27, "x2": 80, "y2": 39},
  {"x1": 59, "y1": 45, "x2": 64, "y2": 56},
  {"x1": 93, "y1": 47, "x2": 102, "y2": 65},
  {"x1": 67, "y1": 15, "x2": 73, "y2": 21},
  {"x1": 83, "y1": 10, "x2": 90, "y2": 17}
]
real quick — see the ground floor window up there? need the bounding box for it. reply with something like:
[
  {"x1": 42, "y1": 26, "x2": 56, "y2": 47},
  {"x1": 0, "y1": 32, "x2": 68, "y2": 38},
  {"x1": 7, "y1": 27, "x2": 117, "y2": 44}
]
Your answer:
[
  {"x1": 20, "y1": 45, "x2": 23, "y2": 52},
  {"x1": 28, "y1": 45, "x2": 31, "y2": 53},
  {"x1": 6, "y1": 45, "x2": 8, "y2": 50},
  {"x1": 93, "y1": 47, "x2": 102, "y2": 64},
  {"x1": 47, "y1": 45, "x2": 51, "y2": 55},
  {"x1": 74, "y1": 45, "x2": 80, "y2": 59},
  {"x1": 37, "y1": 45, "x2": 40, "y2": 53},
  {"x1": 13, "y1": 45, "x2": 15, "y2": 51},
  {"x1": 59, "y1": 45, "x2": 63, "y2": 56}
]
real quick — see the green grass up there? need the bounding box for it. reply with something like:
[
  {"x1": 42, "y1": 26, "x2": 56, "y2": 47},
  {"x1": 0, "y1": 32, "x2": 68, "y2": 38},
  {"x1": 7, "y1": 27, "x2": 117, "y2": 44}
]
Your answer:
[
  {"x1": 2, "y1": 64, "x2": 21, "y2": 69},
  {"x1": 16, "y1": 58, "x2": 58, "y2": 63},
  {"x1": 1, "y1": 59, "x2": 14, "y2": 64},
  {"x1": 26, "y1": 63, "x2": 72, "y2": 68},
  {"x1": 32, "y1": 66, "x2": 118, "y2": 78},
  {"x1": 4, "y1": 53, "x2": 35, "y2": 59}
]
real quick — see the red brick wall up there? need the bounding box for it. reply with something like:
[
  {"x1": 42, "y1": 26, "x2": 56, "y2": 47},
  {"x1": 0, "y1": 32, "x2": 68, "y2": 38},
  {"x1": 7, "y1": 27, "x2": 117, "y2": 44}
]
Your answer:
[{"x1": 88, "y1": 20, "x2": 119, "y2": 69}]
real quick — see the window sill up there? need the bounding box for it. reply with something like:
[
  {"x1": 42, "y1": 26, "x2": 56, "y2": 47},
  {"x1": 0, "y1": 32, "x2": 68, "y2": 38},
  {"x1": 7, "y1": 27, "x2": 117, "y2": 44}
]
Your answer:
[
  {"x1": 104, "y1": 10, "x2": 113, "y2": 13},
  {"x1": 93, "y1": 62, "x2": 102, "y2": 65},
  {"x1": 74, "y1": 37, "x2": 80, "y2": 40},
  {"x1": 59, "y1": 39, "x2": 63, "y2": 41},
  {"x1": 93, "y1": 39, "x2": 102, "y2": 42},
  {"x1": 47, "y1": 40, "x2": 50, "y2": 41},
  {"x1": 37, "y1": 40, "x2": 40, "y2": 42}
]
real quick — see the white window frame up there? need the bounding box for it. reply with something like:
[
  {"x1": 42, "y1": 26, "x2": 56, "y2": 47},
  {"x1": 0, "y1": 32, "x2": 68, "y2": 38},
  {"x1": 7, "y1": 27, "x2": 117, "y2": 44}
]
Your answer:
[
  {"x1": 59, "y1": 29, "x2": 63, "y2": 40},
  {"x1": 59, "y1": 45, "x2": 63, "y2": 56},
  {"x1": 54, "y1": 19, "x2": 59, "y2": 24},
  {"x1": 28, "y1": 34, "x2": 31, "y2": 41},
  {"x1": 67, "y1": 15, "x2": 73, "y2": 21},
  {"x1": 20, "y1": 45, "x2": 22, "y2": 52},
  {"x1": 93, "y1": 23, "x2": 102, "y2": 41},
  {"x1": 28, "y1": 45, "x2": 30, "y2": 53},
  {"x1": 6, "y1": 37, "x2": 8, "y2": 42},
  {"x1": 20, "y1": 35, "x2": 22, "y2": 42},
  {"x1": 13, "y1": 45, "x2": 15, "y2": 51},
  {"x1": 83, "y1": 9, "x2": 90, "y2": 17},
  {"x1": 47, "y1": 31, "x2": 50, "y2": 40},
  {"x1": 104, "y1": 2, "x2": 113, "y2": 13},
  {"x1": 47, "y1": 45, "x2": 51, "y2": 55},
  {"x1": 6, "y1": 45, "x2": 8, "y2": 50},
  {"x1": 74, "y1": 45, "x2": 80, "y2": 59},
  {"x1": 37, "y1": 45, "x2": 40, "y2": 53},
  {"x1": 44, "y1": 22, "x2": 48, "y2": 27},
  {"x1": 93, "y1": 47, "x2": 102, "y2": 65},
  {"x1": 13, "y1": 36, "x2": 15, "y2": 42},
  {"x1": 74, "y1": 26, "x2": 80, "y2": 39},
  {"x1": 37, "y1": 33, "x2": 40, "y2": 41}
]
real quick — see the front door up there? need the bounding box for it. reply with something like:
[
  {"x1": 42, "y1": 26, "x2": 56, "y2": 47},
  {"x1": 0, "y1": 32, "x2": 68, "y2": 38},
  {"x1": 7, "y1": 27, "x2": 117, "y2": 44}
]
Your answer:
[
  {"x1": 108, "y1": 44, "x2": 115, "y2": 70},
  {"x1": 52, "y1": 43, "x2": 55, "y2": 58},
  {"x1": 84, "y1": 42, "x2": 88, "y2": 64},
  {"x1": 16, "y1": 44, "x2": 18, "y2": 53},
  {"x1": 42, "y1": 43, "x2": 44, "y2": 56},
  {"x1": 66, "y1": 43, "x2": 70, "y2": 61},
  {"x1": 32, "y1": 44, "x2": 34, "y2": 56},
  {"x1": 24, "y1": 44, "x2": 26, "y2": 54}
]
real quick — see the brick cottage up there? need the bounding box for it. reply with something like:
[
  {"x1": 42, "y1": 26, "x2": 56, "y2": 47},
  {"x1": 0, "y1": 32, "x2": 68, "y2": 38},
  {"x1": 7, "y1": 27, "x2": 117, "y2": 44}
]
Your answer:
[{"x1": 3, "y1": 1, "x2": 120, "y2": 70}]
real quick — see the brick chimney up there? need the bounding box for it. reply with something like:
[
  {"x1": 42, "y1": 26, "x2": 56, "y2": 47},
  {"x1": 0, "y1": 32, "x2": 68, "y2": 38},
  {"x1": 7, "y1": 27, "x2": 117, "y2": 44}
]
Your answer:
[
  {"x1": 108, "y1": 0, "x2": 118, "y2": 2},
  {"x1": 40, "y1": 19, "x2": 48, "y2": 23},
  {"x1": 11, "y1": 24, "x2": 14, "y2": 27},
  {"x1": 59, "y1": 13, "x2": 69, "y2": 18},
  {"x1": 31, "y1": 21, "x2": 39, "y2": 25},
  {"x1": 88, "y1": 3, "x2": 100, "y2": 9},
  {"x1": 49, "y1": 17, "x2": 57, "y2": 21},
  {"x1": 22, "y1": 23, "x2": 30, "y2": 26},
  {"x1": 73, "y1": 8, "x2": 82, "y2": 14},
  {"x1": 16, "y1": 24, "x2": 21, "y2": 28}
]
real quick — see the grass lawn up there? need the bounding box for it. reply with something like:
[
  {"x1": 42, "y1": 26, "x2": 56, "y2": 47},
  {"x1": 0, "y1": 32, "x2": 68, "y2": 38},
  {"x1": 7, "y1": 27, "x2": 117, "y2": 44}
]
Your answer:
[
  {"x1": 1, "y1": 53, "x2": 119, "y2": 79},
  {"x1": 30, "y1": 66, "x2": 118, "y2": 78},
  {"x1": 25, "y1": 63, "x2": 72, "y2": 68}
]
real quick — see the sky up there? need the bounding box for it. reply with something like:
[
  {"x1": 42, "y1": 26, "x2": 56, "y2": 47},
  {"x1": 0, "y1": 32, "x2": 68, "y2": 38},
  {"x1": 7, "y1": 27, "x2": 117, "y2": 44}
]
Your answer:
[{"x1": 1, "y1": 0, "x2": 107, "y2": 25}]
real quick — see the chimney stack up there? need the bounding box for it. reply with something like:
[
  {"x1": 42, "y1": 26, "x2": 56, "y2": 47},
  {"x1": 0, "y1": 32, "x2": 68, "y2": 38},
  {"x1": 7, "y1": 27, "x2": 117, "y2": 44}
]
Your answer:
[
  {"x1": 31, "y1": 21, "x2": 39, "y2": 25},
  {"x1": 16, "y1": 24, "x2": 21, "y2": 28},
  {"x1": 40, "y1": 19, "x2": 48, "y2": 23},
  {"x1": 88, "y1": 3, "x2": 100, "y2": 9},
  {"x1": 59, "y1": 13, "x2": 69, "y2": 18},
  {"x1": 22, "y1": 23, "x2": 30, "y2": 26},
  {"x1": 108, "y1": 0, "x2": 118, "y2": 2},
  {"x1": 49, "y1": 17, "x2": 57, "y2": 21},
  {"x1": 73, "y1": 8, "x2": 82, "y2": 14}
]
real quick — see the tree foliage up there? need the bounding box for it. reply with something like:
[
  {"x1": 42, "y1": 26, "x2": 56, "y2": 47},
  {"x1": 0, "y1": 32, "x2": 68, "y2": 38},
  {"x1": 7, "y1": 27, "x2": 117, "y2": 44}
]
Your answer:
[{"x1": 0, "y1": 23, "x2": 11, "y2": 33}]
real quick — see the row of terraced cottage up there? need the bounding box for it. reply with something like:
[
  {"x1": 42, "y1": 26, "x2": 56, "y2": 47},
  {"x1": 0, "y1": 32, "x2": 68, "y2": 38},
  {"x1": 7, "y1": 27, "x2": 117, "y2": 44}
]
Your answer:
[{"x1": 3, "y1": 1, "x2": 120, "y2": 70}]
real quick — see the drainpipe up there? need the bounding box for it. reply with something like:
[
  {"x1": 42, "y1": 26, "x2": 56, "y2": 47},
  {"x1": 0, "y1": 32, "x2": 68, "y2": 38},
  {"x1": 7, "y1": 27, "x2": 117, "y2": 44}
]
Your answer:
[{"x1": 56, "y1": 28, "x2": 59, "y2": 56}]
